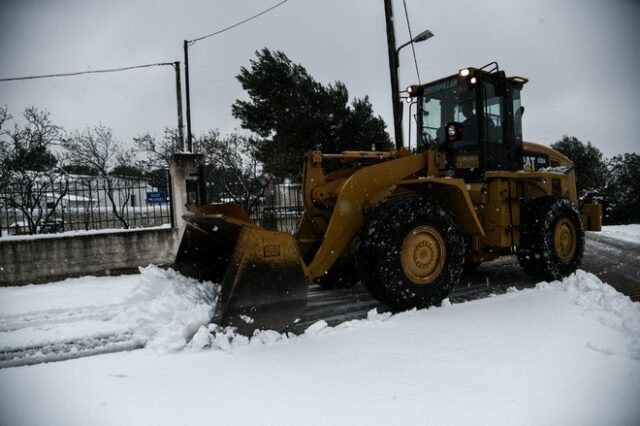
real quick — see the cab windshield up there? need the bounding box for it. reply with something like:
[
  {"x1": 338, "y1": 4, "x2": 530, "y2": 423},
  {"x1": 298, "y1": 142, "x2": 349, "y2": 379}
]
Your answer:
[{"x1": 420, "y1": 77, "x2": 476, "y2": 147}]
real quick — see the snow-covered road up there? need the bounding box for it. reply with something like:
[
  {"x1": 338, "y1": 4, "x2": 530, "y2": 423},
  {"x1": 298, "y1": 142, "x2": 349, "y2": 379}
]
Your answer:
[
  {"x1": 0, "y1": 270, "x2": 639, "y2": 426},
  {"x1": 0, "y1": 226, "x2": 639, "y2": 425},
  {"x1": 0, "y1": 266, "x2": 217, "y2": 368}
]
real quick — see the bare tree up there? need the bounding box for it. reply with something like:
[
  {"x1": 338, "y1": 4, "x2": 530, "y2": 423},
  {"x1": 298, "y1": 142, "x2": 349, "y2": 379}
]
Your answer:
[
  {"x1": 134, "y1": 127, "x2": 271, "y2": 216},
  {"x1": 63, "y1": 125, "x2": 133, "y2": 229},
  {"x1": 76, "y1": 177, "x2": 98, "y2": 231},
  {"x1": 0, "y1": 106, "x2": 68, "y2": 235},
  {"x1": 132, "y1": 128, "x2": 180, "y2": 198},
  {"x1": 133, "y1": 128, "x2": 179, "y2": 170},
  {"x1": 198, "y1": 131, "x2": 270, "y2": 215},
  {"x1": 0, "y1": 106, "x2": 11, "y2": 191}
]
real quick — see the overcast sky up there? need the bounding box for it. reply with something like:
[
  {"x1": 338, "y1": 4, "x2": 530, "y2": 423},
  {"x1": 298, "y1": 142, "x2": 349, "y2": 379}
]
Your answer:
[{"x1": 1, "y1": 0, "x2": 639, "y2": 157}]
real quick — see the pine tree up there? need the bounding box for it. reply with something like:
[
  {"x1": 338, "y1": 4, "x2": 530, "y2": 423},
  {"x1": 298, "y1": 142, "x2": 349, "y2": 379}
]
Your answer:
[
  {"x1": 232, "y1": 48, "x2": 391, "y2": 179},
  {"x1": 605, "y1": 153, "x2": 640, "y2": 224},
  {"x1": 551, "y1": 136, "x2": 607, "y2": 204}
]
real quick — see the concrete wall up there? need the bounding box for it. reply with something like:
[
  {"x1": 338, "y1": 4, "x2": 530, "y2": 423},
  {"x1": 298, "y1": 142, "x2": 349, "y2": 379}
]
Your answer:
[
  {"x1": 0, "y1": 228, "x2": 179, "y2": 286},
  {"x1": 0, "y1": 153, "x2": 201, "y2": 286}
]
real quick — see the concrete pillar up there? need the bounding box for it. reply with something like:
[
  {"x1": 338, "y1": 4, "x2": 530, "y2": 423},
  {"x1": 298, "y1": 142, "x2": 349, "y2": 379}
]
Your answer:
[{"x1": 169, "y1": 153, "x2": 203, "y2": 235}]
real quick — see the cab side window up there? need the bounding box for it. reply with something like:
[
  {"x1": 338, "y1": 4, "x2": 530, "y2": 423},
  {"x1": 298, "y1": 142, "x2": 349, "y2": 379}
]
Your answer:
[{"x1": 483, "y1": 83, "x2": 504, "y2": 145}]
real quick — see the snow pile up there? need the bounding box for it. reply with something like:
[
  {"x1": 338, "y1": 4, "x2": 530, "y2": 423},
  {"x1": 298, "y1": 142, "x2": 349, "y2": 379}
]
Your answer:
[
  {"x1": 0, "y1": 266, "x2": 217, "y2": 367},
  {"x1": 116, "y1": 266, "x2": 218, "y2": 353},
  {"x1": 190, "y1": 305, "x2": 395, "y2": 352},
  {"x1": 600, "y1": 224, "x2": 640, "y2": 244},
  {"x1": 562, "y1": 271, "x2": 640, "y2": 359},
  {"x1": 194, "y1": 271, "x2": 640, "y2": 362}
]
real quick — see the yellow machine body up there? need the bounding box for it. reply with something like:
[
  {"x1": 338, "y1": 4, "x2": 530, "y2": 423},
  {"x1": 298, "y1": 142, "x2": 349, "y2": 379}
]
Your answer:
[
  {"x1": 174, "y1": 65, "x2": 601, "y2": 334},
  {"x1": 175, "y1": 142, "x2": 599, "y2": 334}
]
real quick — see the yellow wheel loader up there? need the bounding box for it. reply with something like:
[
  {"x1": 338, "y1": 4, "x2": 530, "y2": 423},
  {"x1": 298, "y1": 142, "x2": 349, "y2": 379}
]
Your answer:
[{"x1": 175, "y1": 63, "x2": 602, "y2": 334}]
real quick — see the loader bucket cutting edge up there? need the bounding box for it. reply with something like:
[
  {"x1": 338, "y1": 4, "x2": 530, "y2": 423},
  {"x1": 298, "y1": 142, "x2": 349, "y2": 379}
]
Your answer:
[{"x1": 174, "y1": 208, "x2": 309, "y2": 335}]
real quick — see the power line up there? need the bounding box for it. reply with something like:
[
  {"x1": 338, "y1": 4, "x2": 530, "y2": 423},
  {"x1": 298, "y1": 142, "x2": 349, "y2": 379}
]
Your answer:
[
  {"x1": 401, "y1": 0, "x2": 421, "y2": 83},
  {"x1": 0, "y1": 62, "x2": 176, "y2": 82},
  {"x1": 187, "y1": 0, "x2": 289, "y2": 46},
  {"x1": 182, "y1": 0, "x2": 290, "y2": 151}
]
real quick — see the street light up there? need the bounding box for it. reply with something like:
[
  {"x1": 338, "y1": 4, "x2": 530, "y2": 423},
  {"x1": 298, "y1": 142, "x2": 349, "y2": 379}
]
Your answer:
[
  {"x1": 388, "y1": 28, "x2": 434, "y2": 149},
  {"x1": 396, "y1": 30, "x2": 434, "y2": 60}
]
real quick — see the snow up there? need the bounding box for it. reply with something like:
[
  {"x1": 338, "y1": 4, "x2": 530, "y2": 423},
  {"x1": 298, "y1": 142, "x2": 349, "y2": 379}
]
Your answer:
[
  {"x1": 538, "y1": 165, "x2": 573, "y2": 174},
  {"x1": 0, "y1": 265, "x2": 217, "y2": 367},
  {"x1": 0, "y1": 224, "x2": 171, "y2": 241},
  {"x1": 0, "y1": 270, "x2": 639, "y2": 425},
  {"x1": 600, "y1": 224, "x2": 640, "y2": 245}
]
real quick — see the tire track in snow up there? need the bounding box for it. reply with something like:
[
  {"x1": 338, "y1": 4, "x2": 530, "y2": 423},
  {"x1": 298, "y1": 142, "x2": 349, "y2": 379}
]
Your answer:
[
  {"x1": 0, "y1": 302, "x2": 142, "y2": 368},
  {"x1": 0, "y1": 303, "x2": 127, "y2": 333},
  {"x1": 0, "y1": 266, "x2": 218, "y2": 369},
  {"x1": 0, "y1": 331, "x2": 143, "y2": 368}
]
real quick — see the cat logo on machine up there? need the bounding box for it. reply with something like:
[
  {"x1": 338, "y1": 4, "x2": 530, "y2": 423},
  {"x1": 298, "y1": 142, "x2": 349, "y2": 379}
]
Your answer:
[{"x1": 523, "y1": 153, "x2": 549, "y2": 171}]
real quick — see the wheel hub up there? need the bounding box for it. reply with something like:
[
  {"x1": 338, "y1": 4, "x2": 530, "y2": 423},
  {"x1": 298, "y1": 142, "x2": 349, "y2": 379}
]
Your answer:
[
  {"x1": 554, "y1": 217, "x2": 577, "y2": 263},
  {"x1": 400, "y1": 225, "x2": 446, "y2": 285}
]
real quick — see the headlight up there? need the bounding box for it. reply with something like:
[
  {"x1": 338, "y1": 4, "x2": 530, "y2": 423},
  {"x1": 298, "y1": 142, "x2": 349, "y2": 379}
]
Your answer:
[
  {"x1": 459, "y1": 68, "x2": 470, "y2": 77},
  {"x1": 406, "y1": 85, "x2": 419, "y2": 96}
]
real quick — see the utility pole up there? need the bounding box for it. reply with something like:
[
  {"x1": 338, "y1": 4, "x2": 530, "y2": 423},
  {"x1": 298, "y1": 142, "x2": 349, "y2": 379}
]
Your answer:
[
  {"x1": 183, "y1": 40, "x2": 193, "y2": 152},
  {"x1": 384, "y1": 0, "x2": 403, "y2": 149},
  {"x1": 173, "y1": 62, "x2": 185, "y2": 151}
]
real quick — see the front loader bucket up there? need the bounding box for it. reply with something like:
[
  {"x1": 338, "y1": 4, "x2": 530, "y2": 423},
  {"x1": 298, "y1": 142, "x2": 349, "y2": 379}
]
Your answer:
[{"x1": 174, "y1": 204, "x2": 309, "y2": 335}]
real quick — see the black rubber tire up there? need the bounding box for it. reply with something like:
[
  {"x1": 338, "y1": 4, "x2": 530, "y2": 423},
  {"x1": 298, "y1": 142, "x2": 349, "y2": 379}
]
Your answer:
[
  {"x1": 517, "y1": 197, "x2": 585, "y2": 281},
  {"x1": 356, "y1": 197, "x2": 465, "y2": 311},
  {"x1": 314, "y1": 258, "x2": 359, "y2": 289}
]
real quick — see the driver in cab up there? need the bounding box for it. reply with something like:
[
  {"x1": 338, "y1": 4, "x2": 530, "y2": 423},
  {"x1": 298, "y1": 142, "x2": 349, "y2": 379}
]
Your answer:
[{"x1": 458, "y1": 101, "x2": 478, "y2": 145}]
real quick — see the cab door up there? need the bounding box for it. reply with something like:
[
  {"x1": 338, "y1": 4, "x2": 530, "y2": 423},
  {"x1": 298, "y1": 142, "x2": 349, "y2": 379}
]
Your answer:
[{"x1": 480, "y1": 81, "x2": 522, "y2": 172}]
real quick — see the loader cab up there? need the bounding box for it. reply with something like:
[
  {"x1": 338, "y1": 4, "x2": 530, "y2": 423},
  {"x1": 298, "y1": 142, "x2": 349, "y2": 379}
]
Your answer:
[{"x1": 412, "y1": 64, "x2": 527, "y2": 181}]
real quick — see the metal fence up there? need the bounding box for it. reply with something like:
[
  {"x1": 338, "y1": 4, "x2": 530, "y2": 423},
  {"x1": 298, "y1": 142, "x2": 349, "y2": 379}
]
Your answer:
[
  {"x1": 252, "y1": 182, "x2": 304, "y2": 234},
  {"x1": 2, "y1": 173, "x2": 306, "y2": 237},
  {"x1": 0, "y1": 176, "x2": 172, "y2": 237},
  {"x1": 205, "y1": 180, "x2": 305, "y2": 234}
]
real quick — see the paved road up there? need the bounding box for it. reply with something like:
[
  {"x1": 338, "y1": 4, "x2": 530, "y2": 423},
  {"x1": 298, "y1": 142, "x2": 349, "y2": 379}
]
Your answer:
[
  {"x1": 292, "y1": 233, "x2": 640, "y2": 332},
  {"x1": 582, "y1": 232, "x2": 640, "y2": 300}
]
